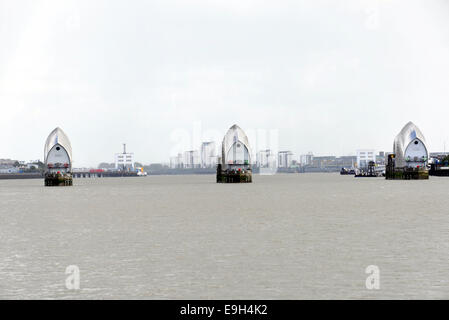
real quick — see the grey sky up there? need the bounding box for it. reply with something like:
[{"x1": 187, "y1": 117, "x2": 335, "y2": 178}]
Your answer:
[{"x1": 1, "y1": 0, "x2": 449, "y2": 167}]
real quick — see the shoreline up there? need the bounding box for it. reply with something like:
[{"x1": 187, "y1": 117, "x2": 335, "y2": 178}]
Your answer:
[{"x1": 0, "y1": 170, "x2": 343, "y2": 180}]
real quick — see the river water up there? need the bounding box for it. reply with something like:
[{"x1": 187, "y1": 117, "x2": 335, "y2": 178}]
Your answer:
[{"x1": 0, "y1": 174, "x2": 448, "y2": 299}]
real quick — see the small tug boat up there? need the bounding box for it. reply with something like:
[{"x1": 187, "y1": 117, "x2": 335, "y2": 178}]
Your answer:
[
  {"x1": 216, "y1": 124, "x2": 252, "y2": 183},
  {"x1": 340, "y1": 167, "x2": 355, "y2": 175},
  {"x1": 44, "y1": 127, "x2": 73, "y2": 186}
]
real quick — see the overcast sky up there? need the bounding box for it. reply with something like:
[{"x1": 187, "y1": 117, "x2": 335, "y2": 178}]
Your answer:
[{"x1": 1, "y1": 0, "x2": 449, "y2": 167}]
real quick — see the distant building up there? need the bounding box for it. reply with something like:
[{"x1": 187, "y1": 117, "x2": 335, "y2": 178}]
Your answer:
[
  {"x1": 0, "y1": 159, "x2": 17, "y2": 166},
  {"x1": 169, "y1": 157, "x2": 176, "y2": 169},
  {"x1": 184, "y1": 150, "x2": 200, "y2": 168},
  {"x1": 0, "y1": 166, "x2": 19, "y2": 173},
  {"x1": 169, "y1": 153, "x2": 184, "y2": 169},
  {"x1": 312, "y1": 156, "x2": 336, "y2": 168},
  {"x1": 429, "y1": 152, "x2": 449, "y2": 159},
  {"x1": 338, "y1": 156, "x2": 357, "y2": 168},
  {"x1": 298, "y1": 154, "x2": 356, "y2": 172},
  {"x1": 257, "y1": 149, "x2": 276, "y2": 168},
  {"x1": 115, "y1": 144, "x2": 134, "y2": 171},
  {"x1": 376, "y1": 151, "x2": 386, "y2": 165},
  {"x1": 300, "y1": 153, "x2": 314, "y2": 166},
  {"x1": 200, "y1": 142, "x2": 217, "y2": 168},
  {"x1": 256, "y1": 149, "x2": 277, "y2": 175},
  {"x1": 25, "y1": 160, "x2": 41, "y2": 170},
  {"x1": 278, "y1": 151, "x2": 294, "y2": 168},
  {"x1": 98, "y1": 162, "x2": 115, "y2": 170},
  {"x1": 356, "y1": 149, "x2": 376, "y2": 168}
]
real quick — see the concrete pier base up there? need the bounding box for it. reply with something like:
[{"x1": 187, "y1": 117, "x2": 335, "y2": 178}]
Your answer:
[
  {"x1": 385, "y1": 167, "x2": 429, "y2": 180},
  {"x1": 44, "y1": 173, "x2": 73, "y2": 186},
  {"x1": 216, "y1": 165, "x2": 252, "y2": 183}
]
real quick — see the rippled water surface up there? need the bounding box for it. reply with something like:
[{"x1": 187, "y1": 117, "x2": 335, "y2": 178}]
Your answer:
[{"x1": 1, "y1": 174, "x2": 448, "y2": 299}]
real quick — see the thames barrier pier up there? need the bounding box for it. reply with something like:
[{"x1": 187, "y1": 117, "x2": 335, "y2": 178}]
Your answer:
[
  {"x1": 216, "y1": 124, "x2": 252, "y2": 183},
  {"x1": 44, "y1": 127, "x2": 73, "y2": 186},
  {"x1": 386, "y1": 121, "x2": 429, "y2": 180}
]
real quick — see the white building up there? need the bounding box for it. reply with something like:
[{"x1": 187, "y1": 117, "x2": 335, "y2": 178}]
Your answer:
[
  {"x1": 115, "y1": 144, "x2": 134, "y2": 170},
  {"x1": 44, "y1": 127, "x2": 72, "y2": 174},
  {"x1": 184, "y1": 150, "x2": 200, "y2": 168},
  {"x1": 300, "y1": 152, "x2": 314, "y2": 166},
  {"x1": 169, "y1": 153, "x2": 184, "y2": 169},
  {"x1": 0, "y1": 159, "x2": 16, "y2": 166},
  {"x1": 25, "y1": 160, "x2": 40, "y2": 170},
  {"x1": 257, "y1": 149, "x2": 276, "y2": 168},
  {"x1": 169, "y1": 157, "x2": 177, "y2": 169},
  {"x1": 356, "y1": 149, "x2": 376, "y2": 168},
  {"x1": 393, "y1": 121, "x2": 428, "y2": 168},
  {"x1": 278, "y1": 151, "x2": 294, "y2": 168},
  {"x1": 200, "y1": 142, "x2": 217, "y2": 168}
]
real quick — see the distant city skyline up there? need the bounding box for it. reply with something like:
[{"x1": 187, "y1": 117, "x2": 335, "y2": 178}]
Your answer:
[{"x1": 1, "y1": 0, "x2": 449, "y2": 167}]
